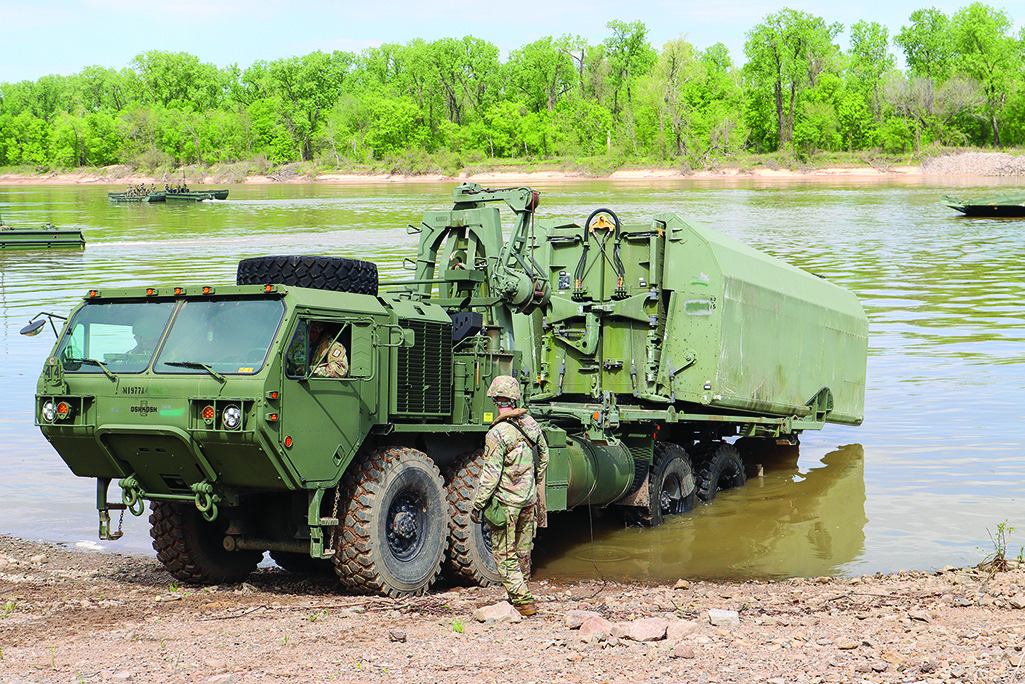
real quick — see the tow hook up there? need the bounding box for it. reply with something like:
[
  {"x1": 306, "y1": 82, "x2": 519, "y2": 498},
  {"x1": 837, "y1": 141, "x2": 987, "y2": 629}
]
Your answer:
[
  {"x1": 118, "y1": 474, "x2": 146, "y2": 516},
  {"x1": 191, "y1": 481, "x2": 221, "y2": 522}
]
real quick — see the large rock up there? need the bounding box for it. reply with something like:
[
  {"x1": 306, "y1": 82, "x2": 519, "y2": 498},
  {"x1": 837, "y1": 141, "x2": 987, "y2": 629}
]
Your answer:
[
  {"x1": 473, "y1": 602, "x2": 522, "y2": 624},
  {"x1": 611, "y1": 617, "x2": 669, "y2": 642},
  {"x1": 565, "y1": 609, "x2": 602, "y2": 629},
  {"x1": 708, "y1": 609, "x2": 740, "y2": 626},
  {"x1": 670, "y1": 644, "x2": 696, "y2": 659},
  {"x1": 666, "y1": 619, "x2": 700, "y2": 642},
  {"x1": 579, "y1": 616, "x2": 613, "y2": 640}
]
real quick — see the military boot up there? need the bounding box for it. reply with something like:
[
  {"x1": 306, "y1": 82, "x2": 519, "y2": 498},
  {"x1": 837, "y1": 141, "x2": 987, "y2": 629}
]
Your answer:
[{"x1": 515, "y1": 602, "x2": 537, "y2": 616}]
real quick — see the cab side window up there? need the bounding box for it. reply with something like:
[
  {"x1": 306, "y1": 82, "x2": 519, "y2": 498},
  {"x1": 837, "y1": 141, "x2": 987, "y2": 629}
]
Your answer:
[{"x1": 286, "y1": 320, "x2": 350, "y2": 379}]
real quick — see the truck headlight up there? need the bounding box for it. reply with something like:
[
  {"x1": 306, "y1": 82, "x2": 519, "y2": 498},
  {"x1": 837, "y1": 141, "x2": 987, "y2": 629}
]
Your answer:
[
  {"x1": 222, "y1": 404, "x2": 242, "y2": 430},
  {"x1": 41, "y1": 401, "x2": 55, "y2": 423}
]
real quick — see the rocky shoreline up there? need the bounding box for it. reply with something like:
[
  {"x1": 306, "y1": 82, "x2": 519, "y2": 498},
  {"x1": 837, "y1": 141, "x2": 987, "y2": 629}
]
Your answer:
[{"x1": 2, "y1": 534, "x2": 1024, "y2": 683}]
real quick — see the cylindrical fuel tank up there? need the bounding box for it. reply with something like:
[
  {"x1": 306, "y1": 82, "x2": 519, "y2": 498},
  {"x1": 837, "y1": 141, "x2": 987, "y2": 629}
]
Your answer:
[{"x1": 563, "y1": 434, "x2": 635, "y2": 508}]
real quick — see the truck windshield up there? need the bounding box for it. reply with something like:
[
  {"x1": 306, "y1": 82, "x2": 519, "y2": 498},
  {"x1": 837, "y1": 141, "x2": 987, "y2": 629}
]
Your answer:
[
  {"x1": 154, "y1": 299, "x2": 285, "y2": 375},
  {"x1": 57, "y1": 301, "x2": 176, "y2": 374}
]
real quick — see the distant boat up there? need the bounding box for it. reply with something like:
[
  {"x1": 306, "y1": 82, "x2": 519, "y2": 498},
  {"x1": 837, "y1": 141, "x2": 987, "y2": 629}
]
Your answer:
[
  {"x1": 942, "y1": 193, "x2": 1025, "y2": 217},
  {"x1": 164, "y1": 189, "x2": 229, "y2": 202},
  {"x1": 108, "y1": 191, "x2": 164, "y2": 203},
  {"x1": 0, "y1": 214, "x2": 85, "y2": 250}
]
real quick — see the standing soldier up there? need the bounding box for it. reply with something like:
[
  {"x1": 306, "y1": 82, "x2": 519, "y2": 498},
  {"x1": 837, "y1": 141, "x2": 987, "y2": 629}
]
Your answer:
[{"x1": 471, "y1": 375, "x2": 549, "y2": 616}]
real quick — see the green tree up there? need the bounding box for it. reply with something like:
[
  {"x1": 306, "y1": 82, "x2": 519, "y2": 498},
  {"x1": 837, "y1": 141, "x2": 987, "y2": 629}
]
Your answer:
[
  {"x1": 131, "y1": 51, "x2": 223, "y2": 111},
  {"x1": 521, "y1": 108, "x2": 554, "y2": 157},
  {"x1": 949, "y1": 2, "x2": 1021, "y2": 146},
  {"x1": 364, "y1": 98, "x2": 430, "y2": 158},
  {"x1": 557, "y1": 35, "x2": 593, "y2": 98},
  {"x1": 895, "y1": 8, "x2": 954, "y2": 81},
  {"x1": 695, "y1": 44, "x2": 747, "y2": 160},
  {"x1": 506, "y1": 37, "x2": 577, "y2": 113},
  {"x1": 793, "y1": 72, "x2": 842, "y2": 154},
  {"x1": 317, "y1": 94, "x2": 373, "y2": 164},
  {"x1": 602, "y1": 20, "x2": 657, "y2": 116},
  {"x1": 1, "y1": 110, "x2": 52, "y2": 165},
  {"x1": 29, "y1": 75, "x2": 74, "y2": 123},
  {"x1": 634, "y1": 38, "x2": 706, "y2": 158},
  {"x1": 429, "y1": 37, "x2": 501, "y2": 126},
  {"x1": 552, "y1": 98, "x2": 614, "y2": 156},
  {"x1": 473, "y1": 100, "x2": 528, "y2": 158},
  {"x1": 744, "y1": 8, "x2": 842, "y2": 150},
  {"x1": 847, "y1": 21, "x2": 895, "y2": 116},
  {"x1": 265, "y1": 51, "x2": 354, "y2": 161},
  {"x1": 73, "y1": 66, "x2": 137, "y2": 113}
]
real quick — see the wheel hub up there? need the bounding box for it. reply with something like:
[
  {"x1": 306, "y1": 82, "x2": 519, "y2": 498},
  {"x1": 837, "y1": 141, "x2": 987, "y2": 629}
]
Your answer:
[
  {"x1": 392, "y1": 510, "x2": 417, "y2": 538},
  {"x1": 386, "y1": 492, "x2": 425, "y2": 560},
  {"x1": 660, "y1": 474, "x2": 683, "y2": 514}
]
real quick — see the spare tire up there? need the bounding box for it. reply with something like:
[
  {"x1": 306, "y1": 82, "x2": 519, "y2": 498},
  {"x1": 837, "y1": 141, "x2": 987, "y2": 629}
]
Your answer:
[{"x1": 237, "y1": 255, "x2": 378, "y2": 296}]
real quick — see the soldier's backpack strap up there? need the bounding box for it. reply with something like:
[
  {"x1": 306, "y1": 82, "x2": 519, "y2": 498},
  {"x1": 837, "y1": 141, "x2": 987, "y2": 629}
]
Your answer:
[{"x1": 507, "y1": 418, "x2": 540, "y2": 468}]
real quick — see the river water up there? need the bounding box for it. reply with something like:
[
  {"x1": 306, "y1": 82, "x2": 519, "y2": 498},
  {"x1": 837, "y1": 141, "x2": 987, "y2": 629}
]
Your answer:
[{"x1": 1, "y1": 177, "x2": 1022, "y2": 582}]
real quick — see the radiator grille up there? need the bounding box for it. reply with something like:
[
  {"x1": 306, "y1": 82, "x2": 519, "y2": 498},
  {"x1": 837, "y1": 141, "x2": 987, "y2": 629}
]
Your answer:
[{"x1": 395, "y1": 319, "x2": 453, "y2": 416}]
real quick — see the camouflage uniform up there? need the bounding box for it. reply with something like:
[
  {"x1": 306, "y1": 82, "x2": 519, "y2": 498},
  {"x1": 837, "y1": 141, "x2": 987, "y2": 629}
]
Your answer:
[
  {"x1": 473, "y1": 406, "x2": 550, "y2": 608},
  {"x1": 312, "y1": 337, "x2": 348, "y2": 377}
]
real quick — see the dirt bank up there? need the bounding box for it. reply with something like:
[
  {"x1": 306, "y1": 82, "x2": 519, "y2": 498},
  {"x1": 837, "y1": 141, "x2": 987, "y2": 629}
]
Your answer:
[
  {"x1": 6, "y1": 151, "x2": 1025, "y2": 188},
  {"x1": 2, "y1": 534, "x2": 1023, "y2": 683},
  {"x1": 0, "y1": 162, "x2": 926, "y2": 187}
]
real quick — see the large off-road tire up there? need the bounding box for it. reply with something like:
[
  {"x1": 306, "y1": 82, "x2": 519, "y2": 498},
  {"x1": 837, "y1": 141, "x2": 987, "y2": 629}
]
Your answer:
[
  {"x1": 236, "y1": 255, "x2": 378, "y2": 296},
  {"x1": 149, "y1": 502, "x2": 262, "y2": 585},
  {"x1": 443, "y1": 450, "x2": 500, "y2": 587},
  {"x1": 333, "y1": 447, "x2": 448, "y2": 597},
  {"x1": 694, "y1": 442, "x2": 746, "y2": 502},
  {"x1": 626, "y1": 442, "x2": 697, "y2": 527},
  {"x1": 269, "y1": 551, "x2": 335, "y2": 576}
]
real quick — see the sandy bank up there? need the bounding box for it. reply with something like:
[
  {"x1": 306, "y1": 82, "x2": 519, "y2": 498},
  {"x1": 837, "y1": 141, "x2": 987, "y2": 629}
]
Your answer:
[
  {"x1": 7, "y1": 152, "x2": 1025, "y2": 187},
  {"x1": 0, "y1": 164, "x2": 927, "y2": 187}
]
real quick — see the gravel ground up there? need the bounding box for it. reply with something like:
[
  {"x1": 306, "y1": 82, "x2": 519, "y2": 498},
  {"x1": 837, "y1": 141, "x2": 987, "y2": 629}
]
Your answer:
[
  {"x1": 3, "y1": 534, "x2": 1025, "y2": 684},
  {"x1": 922, "y1": 152, "x2": 1025, "y2": 176}
]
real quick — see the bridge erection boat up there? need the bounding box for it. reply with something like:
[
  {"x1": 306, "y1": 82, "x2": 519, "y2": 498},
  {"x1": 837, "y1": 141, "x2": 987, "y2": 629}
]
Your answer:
[
  {"x1": 942, "y1": 192, "x2": 1025, "y2": 217},
  {"x1": 0, "y1": 214, "x2": 85, "y2": 250}
]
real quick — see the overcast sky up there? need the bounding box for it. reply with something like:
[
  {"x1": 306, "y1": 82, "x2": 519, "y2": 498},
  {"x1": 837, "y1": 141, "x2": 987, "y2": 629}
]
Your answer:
[{"x1": 0, "y1": 0, "x2": 1010, "y2": 83}]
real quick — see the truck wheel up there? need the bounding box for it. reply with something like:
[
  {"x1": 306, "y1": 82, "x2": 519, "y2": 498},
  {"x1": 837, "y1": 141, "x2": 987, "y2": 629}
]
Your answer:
[
  {"x1": 269, "y1": 551, "x2": 335, "y2": 576},
  {"x1": 334, "y1": 447, "x2": 448, "y2": 597},
  {"x1": 444, "y1": 450, "x2": 500, "y2": 587},
  {"x1": 651, "y1": 442, "x2": 697, "y2": 526},
  {"x1": 236, "y1": 255, "x2": 378, "y2": 296},
  {"x1": 627, "y1": 442, "x2": 697, "y2": 527},
  {"x1": 695, "y1": 443, "x2": 746, "y2": 502},
  {"x1": 149, "y1": 502, "x2": 262, "y2": 585}
]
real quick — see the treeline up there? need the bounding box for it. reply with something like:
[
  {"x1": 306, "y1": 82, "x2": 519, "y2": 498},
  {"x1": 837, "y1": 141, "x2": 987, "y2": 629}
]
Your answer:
[{"x1": 1, "y1": 4, "x2": 1023, "y2": 172}]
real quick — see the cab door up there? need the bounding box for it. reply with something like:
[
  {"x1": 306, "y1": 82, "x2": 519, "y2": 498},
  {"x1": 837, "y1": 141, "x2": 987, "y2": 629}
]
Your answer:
[{"x1": 279, "y1": 317, "x2": 378, "y2": 485}]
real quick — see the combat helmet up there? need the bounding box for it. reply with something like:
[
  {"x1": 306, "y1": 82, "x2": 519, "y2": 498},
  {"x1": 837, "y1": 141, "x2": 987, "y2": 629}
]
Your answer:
[{"x1": 486, "y1": 375, "x2": 521, "y2": 401}]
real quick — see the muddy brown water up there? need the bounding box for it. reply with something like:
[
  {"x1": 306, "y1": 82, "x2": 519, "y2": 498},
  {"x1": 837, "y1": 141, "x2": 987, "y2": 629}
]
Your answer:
[{"x1": 1, "y1": 178, "x2": 1022, "y2": 582}]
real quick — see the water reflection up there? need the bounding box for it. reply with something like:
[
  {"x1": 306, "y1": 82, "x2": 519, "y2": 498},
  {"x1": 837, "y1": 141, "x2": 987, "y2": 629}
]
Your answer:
[
  {"x1": 534, "y1": 444, "x2": 866, "y2": 582},
  {"x1": 2, "y1": 180, "x2": 1024, "y2": 576}
]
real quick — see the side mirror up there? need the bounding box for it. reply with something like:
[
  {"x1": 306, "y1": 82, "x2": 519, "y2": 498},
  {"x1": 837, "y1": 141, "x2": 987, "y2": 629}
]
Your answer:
[
  {"x1": 20, "y1": 311, "x2": 67, "y2": 339},
  {"x1": 20, "y1": 320, "x2": 47, "y2": 337}
]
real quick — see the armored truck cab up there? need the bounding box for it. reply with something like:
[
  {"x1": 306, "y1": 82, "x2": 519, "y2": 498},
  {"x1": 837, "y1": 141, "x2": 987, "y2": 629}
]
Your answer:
[
  {"x1": 30, "y1": 184, "x2": 868, "y2": 598},
  {"x1": 35, "y1": 278, "x2": 523, "y2": 593}
]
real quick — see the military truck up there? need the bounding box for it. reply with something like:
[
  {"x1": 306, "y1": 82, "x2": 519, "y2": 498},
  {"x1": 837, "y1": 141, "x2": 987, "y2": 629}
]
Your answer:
[{"x1": 27, "y1": 184, "x2": 868, "y2": 597}]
